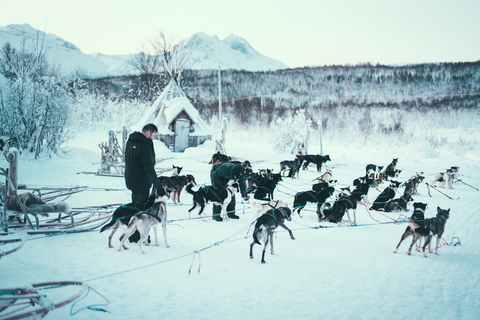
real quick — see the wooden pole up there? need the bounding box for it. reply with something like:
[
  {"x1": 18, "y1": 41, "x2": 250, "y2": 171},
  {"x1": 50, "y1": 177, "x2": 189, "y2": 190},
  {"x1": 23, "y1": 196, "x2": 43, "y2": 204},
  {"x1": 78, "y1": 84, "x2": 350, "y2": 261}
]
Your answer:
[{"x1": 7, "y1": 148, "x2": 18, "y2": 197}]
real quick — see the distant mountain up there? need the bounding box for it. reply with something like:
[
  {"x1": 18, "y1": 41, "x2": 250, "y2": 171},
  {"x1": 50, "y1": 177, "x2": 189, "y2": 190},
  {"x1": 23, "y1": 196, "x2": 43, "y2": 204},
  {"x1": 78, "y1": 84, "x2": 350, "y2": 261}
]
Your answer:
[
  {"x1": 0, "y1": 24, "x2": 288, "y2": 79},
  {"x1": 176, "y1": 32, "x2": 288, "y2": 71}
]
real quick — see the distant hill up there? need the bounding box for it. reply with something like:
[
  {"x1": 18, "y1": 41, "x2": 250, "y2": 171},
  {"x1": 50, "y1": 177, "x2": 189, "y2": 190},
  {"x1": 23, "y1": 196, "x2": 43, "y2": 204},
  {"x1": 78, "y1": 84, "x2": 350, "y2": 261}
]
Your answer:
[{"x1": 0, "y1": 24, "x2": 288, "y2": 79}]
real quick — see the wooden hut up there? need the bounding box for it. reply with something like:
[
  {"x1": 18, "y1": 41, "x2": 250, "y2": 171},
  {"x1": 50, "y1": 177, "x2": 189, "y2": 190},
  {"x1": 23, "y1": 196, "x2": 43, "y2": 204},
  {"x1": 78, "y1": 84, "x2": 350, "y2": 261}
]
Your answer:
[{"x1": 132, "y1": 79, "x2": 212, "y2": 152}]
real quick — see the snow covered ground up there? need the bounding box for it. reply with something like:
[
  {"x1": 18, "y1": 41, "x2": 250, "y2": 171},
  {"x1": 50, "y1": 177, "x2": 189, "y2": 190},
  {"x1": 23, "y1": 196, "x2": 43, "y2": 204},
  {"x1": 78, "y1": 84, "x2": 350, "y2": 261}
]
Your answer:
[{"x1": 1, "y1": 130, "x2": 479, "y2": 320}]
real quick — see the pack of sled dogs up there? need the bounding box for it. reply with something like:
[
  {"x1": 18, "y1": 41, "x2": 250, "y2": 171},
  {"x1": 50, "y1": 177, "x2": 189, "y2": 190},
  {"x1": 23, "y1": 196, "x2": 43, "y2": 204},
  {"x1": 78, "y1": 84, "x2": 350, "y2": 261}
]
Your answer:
[{"x1": 99, "y1": 154, "x2": 457, "y2": 261}]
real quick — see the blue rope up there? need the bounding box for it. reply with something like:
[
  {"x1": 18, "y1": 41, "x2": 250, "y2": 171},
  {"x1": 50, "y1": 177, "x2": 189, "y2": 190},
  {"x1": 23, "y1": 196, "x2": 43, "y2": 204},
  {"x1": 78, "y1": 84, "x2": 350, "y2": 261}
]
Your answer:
[{"x1": 70, "y1": 286, "x2": 110, "y2": 316}]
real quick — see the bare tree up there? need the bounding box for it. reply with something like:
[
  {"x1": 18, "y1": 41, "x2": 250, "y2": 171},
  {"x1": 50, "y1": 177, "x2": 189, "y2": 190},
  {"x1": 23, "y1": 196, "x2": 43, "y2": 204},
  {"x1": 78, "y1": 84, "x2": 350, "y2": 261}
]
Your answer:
[{"x1": 130, "y1": 30, "x2": 196, "y2": 83}]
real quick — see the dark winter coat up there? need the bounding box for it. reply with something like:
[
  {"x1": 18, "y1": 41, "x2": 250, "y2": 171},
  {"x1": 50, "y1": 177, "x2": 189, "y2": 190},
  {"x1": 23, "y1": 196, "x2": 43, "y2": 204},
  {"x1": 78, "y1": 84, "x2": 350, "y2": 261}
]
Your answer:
[
  {"x1": 210, "y1": 162, "x2": 247, "y2": 198},
  {"x1": 125, "y1": 131, "x2": 160, "y2": 191}
]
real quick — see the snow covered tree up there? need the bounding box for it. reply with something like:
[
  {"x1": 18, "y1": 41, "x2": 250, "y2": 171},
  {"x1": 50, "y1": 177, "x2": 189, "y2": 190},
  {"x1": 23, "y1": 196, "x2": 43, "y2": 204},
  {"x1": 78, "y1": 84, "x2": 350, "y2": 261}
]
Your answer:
[{"x1": 0, "y1": 34, "x2": 73, "y2": 158}]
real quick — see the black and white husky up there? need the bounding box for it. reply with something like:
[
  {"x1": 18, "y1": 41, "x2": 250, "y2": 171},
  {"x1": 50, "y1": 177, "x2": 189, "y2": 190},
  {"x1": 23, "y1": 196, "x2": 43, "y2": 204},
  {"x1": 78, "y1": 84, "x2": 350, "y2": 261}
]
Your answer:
[
  {"x1": 100, "y1": 187, "x2": 169, "y2": 252},
  {"x1": 186, "y1": 180, "x2": 238, "y2": 220},
  {"x1": 366, "y1": 164, "x2": 384, "y2": 180},
  {"x1": 117, "y1": 196, "x2": 169, "y2": 254},
  {"x1": 406, "y1": 206, "x2": 450, "y2": 257},
  {"x1": 432, "y1": 167, "x2": 458, "y2": 189},
  {"x1": 249, "y1": 207, "x2": 295, "y2": 264}
]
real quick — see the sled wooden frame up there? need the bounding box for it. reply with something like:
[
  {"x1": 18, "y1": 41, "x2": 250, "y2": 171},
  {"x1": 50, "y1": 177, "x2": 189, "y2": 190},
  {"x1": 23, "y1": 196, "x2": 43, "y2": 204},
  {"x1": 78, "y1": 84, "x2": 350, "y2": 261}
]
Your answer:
[
  {"x1": 0, "y1": 239, "x2": 24, "y2": 258},
  {"x1": 1, "y1": 168, "x2": 36, "y2": 231},
  {"x1": 1, "y1": 168, "x2": 79, "y2": 231},
  {"x1": 0, "y1": 281, "x2": 87, "y2": 320}
]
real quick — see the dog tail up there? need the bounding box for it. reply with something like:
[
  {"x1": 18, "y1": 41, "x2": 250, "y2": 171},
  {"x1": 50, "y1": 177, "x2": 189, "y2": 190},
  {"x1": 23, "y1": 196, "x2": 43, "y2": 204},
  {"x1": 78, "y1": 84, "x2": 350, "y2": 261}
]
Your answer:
[
  {"x1": 185, "y1": 183, "x2": 196, "y2": 195},
  {"x1": 408, "y1": 217, "x2": 420, "y2": 230},
  {"x1": 100, "y1": 220, "x2": 116, "y2": 233},
  {"x1": 252, "y1": 222, "x2": 264, "y2": 245}
]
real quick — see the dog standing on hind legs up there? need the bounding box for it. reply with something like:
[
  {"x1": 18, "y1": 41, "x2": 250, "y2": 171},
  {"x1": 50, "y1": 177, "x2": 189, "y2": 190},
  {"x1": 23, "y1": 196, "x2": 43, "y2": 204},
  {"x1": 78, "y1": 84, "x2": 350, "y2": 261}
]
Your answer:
[{"x1": 249, "y1": 207, "x2": 295, "y2": 264}]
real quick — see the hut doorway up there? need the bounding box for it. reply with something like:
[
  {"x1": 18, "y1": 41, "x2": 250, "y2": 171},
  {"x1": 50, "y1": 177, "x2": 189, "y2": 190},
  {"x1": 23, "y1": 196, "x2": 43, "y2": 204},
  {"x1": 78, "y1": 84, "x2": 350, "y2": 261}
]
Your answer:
[{"x1": 174, "y1": 118, "x2": 190, "y2": 152}]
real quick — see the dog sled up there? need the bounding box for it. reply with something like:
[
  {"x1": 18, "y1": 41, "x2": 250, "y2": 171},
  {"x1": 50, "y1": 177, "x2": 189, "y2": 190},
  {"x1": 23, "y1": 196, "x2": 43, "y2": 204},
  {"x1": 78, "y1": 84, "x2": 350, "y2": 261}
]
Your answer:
[
  {"x1": 0, "y1": 281, "x2": 87, "y2": 320},
  {"x1": 0, "y1": 239, "x2": 24, "y2": 259}
]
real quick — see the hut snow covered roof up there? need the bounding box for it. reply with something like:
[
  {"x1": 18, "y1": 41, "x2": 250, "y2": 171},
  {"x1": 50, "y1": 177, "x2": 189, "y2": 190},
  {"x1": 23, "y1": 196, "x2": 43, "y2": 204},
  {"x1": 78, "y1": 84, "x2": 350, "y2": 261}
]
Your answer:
[{"x1": 132, "y1": 79, "x2": 212, "y2": 136}]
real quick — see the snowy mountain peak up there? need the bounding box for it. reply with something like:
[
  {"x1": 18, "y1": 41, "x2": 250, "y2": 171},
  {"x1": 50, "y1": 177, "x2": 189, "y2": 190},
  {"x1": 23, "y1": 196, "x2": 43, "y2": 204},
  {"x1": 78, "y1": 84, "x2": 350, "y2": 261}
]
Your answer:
[
  {"x1": 178, "y1": 32, "x2": 288, "y2": 71},
  {"x1": 223, "y1": 33, "x2": 254, "y2": 55},
  {"x1": 0, "y1": 24, "x2": 288, "y2": 78}
]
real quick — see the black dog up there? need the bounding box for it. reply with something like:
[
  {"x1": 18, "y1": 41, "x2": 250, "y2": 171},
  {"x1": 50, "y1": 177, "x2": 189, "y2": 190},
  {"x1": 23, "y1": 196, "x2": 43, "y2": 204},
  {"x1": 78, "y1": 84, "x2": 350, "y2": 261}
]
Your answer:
[
  {"x1": 370, "y1": 182, "x2": 401, "y2": 211},
  {"x1": 249, "y1": 207, "x2": 295, "y2": 264},
  {"x1": 393, "y1": 202, "x2": 427, "y2": 253},
  {"x1": 320, "y1": 182, "x2": 369, "y2": 225},
  {"x1": 252, "y1": 173, "x2": 282, "y2": 200},
  {"x1": 301, "y1": 154, "x2": 331, "y2": 172},
  {"x1": 384, "y1": 158, "x2": 400, "y2": 179},
  {"x1": 407, "y1": 206, "x2": 450, "y2": 257},
  {"x1": 384, "y1": 194, "x2": 413, "y2": 212},
  {"x1": 293, "y1": 187, "x2": 335, "y2": 217}
]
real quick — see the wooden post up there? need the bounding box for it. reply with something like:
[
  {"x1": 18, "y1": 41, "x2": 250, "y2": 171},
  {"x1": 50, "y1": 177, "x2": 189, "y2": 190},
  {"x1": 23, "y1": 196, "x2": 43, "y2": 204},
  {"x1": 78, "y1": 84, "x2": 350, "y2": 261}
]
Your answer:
[
  {"x1": 1, "y1": 168, "x2": 8, "y2": 232},
  {"x1": 319, "y1": 120, "x2": 324, "y2": 156},
  {"x1": 122, "y1": 127, "x2": 127, "y2": 154},
  {"x1": 305, "y1": 119, "x2": 312, "y2": 154},
  {"x1": 7, "y1": 148, "x2": 19, "y2": 197}
]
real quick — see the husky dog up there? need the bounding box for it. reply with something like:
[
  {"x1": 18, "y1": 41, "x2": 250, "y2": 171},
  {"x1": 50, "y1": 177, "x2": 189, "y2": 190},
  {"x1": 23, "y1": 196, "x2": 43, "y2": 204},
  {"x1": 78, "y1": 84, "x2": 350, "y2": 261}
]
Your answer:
[
  {"x1": 292, "y1": 187, "x2": 335, "y2": 217},
  {"x1": 185, "y1": 180, "x2": 238, "y2": 220},
  {"x1": 393, "y1": 202, "x2": 428, "y2": 253},
  {"x1": 370, "y1": 181, "x2": 401, "y2": 211},
  {"x1": 384, "y1": 158, "x2": 400, "y2": 180},
  {"x1": 407, "y1": 207, "x2": 450, "y2": 257},
  {"x1": 300, "y1": 154, "x2": 331, "y2": 172},
  {"x1": 366, "y1": 164, "x2": 384, "y2": 180},
  {"x1": 100, "y1": 187, "x2": 168, "y2": 249},
  {"x1": 384, "y1": 194, "x2": 413, "y2": 212},
  {"x1": 117, "y1": 196, "x2": 169, "y2": 254},
  {"x1": 404, "y1": 172, "x2": 425, "y2": 196},
  {"x1": 245, "y1": 199, "x2": 288, "y2": 237},
  {"x1": 172, "y1": 165, "x2": 183, "y2": 175},
  {"x1": 253, "y1": 173, "x2": 282, "y2": 200},
  {"x1": 353, "y1": 175, "x2": 373, "y2": 187},
  {"x1": 432, "y1": 168, "x2": 456, "y2": 189},
  {"x1": 249, "y1": 207, "x2": 295, "y2": 264},
  {"x1": 320, "y1": 183, "x2": 368, "y2": 225},
  {"x1": 279, "y1": 158, "x2": 302, "y2": 178},
  {"x1": 317, "y1": 169, "x2": 333, "y2": 183}
]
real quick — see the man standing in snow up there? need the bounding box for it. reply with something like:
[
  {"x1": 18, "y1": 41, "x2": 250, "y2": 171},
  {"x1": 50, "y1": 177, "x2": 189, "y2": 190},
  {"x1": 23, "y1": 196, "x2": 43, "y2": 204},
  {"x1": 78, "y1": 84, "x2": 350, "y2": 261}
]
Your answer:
[
  {"x1": 210, "y1": 153, "x2": 248, "y2": 221},
  {"x1": 125, "y1": 123, "x2": 163, "y2": 209}
]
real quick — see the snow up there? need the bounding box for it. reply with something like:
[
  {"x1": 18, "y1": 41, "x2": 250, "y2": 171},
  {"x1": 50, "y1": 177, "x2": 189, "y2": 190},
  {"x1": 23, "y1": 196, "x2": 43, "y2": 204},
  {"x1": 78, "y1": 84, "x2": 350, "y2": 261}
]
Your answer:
[{"x1": 1, "y1": 130, "x2": 480, "y2": 320}]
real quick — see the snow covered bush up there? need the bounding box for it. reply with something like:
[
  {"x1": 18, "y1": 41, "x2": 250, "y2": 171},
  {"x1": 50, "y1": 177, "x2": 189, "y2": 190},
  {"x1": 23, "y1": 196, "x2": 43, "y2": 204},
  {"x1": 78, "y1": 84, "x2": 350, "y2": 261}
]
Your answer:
[{"x1": 0, "y1": 42, "x2": 72, "y2": 158}]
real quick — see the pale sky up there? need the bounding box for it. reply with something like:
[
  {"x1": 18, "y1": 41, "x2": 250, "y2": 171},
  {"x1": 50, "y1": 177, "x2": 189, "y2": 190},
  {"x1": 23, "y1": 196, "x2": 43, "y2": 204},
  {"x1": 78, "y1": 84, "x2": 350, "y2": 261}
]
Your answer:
[{"x1": 1, "y1": 0, "x2": 479, "y2": 68}]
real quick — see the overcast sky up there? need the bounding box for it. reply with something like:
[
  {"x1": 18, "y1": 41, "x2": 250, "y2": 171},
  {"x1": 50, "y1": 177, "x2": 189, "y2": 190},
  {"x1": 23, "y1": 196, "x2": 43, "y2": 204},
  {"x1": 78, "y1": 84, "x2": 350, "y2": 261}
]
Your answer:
[{"x1": 1, "y1": 0, "x2": 479, "y2": 68}]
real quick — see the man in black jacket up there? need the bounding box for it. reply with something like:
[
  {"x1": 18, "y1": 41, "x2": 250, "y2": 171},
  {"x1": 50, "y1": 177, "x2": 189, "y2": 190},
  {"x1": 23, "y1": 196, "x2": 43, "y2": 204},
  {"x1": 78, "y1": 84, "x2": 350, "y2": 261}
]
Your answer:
[
  {"x1": 210, "y1": 153, "x2": 248, "y2": 221},
  {"x1": 125, "y1": 123, "x2": 162, "y2": 208}
]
